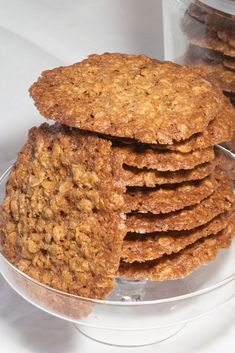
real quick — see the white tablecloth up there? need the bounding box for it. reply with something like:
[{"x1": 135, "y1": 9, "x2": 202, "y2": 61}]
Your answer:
[{"x1": 0, "y1": 1, "x2": 234, "y2": 351}]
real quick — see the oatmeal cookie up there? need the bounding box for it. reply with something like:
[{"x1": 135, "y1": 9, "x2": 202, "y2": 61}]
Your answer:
[
  {"x1": 184, "y1": 53, "x2": 235, "y2": 93},
  {"x1": 0, "y1": 123, "x2": 126, "y2": 299},
  {"x1": 182, "y1": 15, "x2": 235, "y2": 57},
  {"x1": 119, "y1": 223, "x2": 234, "y2": 280},
  {"x1": 115, "y1": 144, "x2": 215, "y2": 171},
  {"x1": 161, "y1": 101, "x2": 235, "y2": 152},
  {"x1": 120, "y1": 157, "x2": 219, "y2": 187},
  {"x1": 124, "y1": 172, "x2": 217, "y2": 214},
  {"x1": 204, "y1": 48, "x2": 235, "y2": 71},
  {"x1": 187, "y1": 1, "x2": 235, "y2": 47},
  {"x1": 29, "y1": 53, "x2": 224, "y2": 145},
  {"x1": 126, "y1": 170, "x2": 234, "y2": 233},
  {"x1": 122, "y1": 210, "x2": 232, "y2": 263},
  {"x1": 193, "y1": 62, "x2": 235, "y2": 93}
]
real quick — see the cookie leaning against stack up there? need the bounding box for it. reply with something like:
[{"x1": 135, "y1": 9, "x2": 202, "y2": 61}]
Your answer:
[{"x1": 1, "y1": 53, "x2": 234, "y2": 299}]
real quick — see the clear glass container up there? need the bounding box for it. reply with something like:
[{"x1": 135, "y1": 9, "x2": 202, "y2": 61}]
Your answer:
[
  {"x1": 162, "y1": 0, "x2": 235, "y2": 119},
  {"x1": 163, "y1": 0, "x2": 235, "y2": 61},
  {"x1": 0, "y1": 162, "x2": 235, "y2": 347}
]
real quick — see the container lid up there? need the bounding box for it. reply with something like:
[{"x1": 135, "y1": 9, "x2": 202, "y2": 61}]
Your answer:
[{"x1": 199, "y1": 0, "x2": 235, "y2": 15}]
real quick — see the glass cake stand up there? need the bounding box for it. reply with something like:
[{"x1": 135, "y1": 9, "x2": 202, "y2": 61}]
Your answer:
[{"x1": 0, "y1": 164, "x2": 235, "y2": 347}]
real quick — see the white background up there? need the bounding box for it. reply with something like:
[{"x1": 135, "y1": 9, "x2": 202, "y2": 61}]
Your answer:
[
  {"x1": 0, "y1": 0, "x2": 163, "y2": 173},
  {"x1": 0, "y1": 0, "x2": 234, "y2": 352}
]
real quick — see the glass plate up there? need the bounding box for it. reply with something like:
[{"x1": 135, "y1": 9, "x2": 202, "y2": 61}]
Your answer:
[{"x1": 0, "y1": 163, "x2": 235, "y2": 347}]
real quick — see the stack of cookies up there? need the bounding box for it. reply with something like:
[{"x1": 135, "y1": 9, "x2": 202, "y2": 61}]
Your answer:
[
  {"x1": 182, "y1": 0, "x2": 235, "y2": 108},
  {"x1": 1, "y1": 53, "x2": 234, "y2": 299}
]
